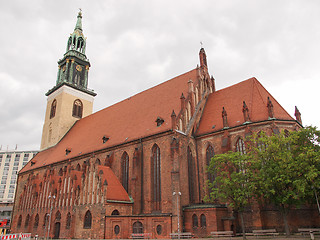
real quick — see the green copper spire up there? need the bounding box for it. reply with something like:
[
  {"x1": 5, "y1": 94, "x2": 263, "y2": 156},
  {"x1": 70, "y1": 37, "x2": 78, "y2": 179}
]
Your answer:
[
  {"x1": 47, "y1": 10, "x2": 96, "y2": 97},
  {"x1": 66, "y1": 10, "x2": 86, "y2": 54},
  {"x1": 74, "y1": 9, "x2": 83, "y2": 31}
]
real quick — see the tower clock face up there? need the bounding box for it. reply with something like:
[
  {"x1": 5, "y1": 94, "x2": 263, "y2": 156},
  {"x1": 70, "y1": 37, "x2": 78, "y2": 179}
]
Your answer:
[{"x1": 76, "y1": 65, "x2": 82, "y2": 72}]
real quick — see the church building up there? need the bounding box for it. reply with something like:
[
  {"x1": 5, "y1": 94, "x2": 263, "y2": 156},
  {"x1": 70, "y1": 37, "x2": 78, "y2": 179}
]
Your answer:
[{"x1": 10, "y1": 12, "x2": 319, "y2": 239}]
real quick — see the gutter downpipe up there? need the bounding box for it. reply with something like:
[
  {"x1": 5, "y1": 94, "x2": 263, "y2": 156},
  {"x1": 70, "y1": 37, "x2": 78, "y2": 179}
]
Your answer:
[{"x1": 140, "y1": 138, "x2": 144, "y2": 213}]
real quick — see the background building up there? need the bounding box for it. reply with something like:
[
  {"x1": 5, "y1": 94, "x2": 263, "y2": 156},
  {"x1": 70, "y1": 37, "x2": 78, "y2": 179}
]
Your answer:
[{"x1": 0, "y1": 150, "x2": 38, "y2": 233}]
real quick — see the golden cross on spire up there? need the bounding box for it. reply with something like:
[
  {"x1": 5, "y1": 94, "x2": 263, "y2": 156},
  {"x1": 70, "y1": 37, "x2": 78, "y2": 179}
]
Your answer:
[{"x1": 200, "y1": 41, "x2": 203, "y2": 48}]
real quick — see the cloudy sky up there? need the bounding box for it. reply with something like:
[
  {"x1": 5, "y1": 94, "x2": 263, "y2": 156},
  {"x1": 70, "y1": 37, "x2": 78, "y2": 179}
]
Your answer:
[{"x1": 0, "y1": 0, "x2": 319, "y2": 151}]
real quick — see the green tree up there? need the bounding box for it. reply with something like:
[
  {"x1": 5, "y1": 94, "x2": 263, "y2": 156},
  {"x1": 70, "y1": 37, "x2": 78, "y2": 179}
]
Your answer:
[
  {"x1": 249, "y1": 131, "x2": 300, "y2": 235},
  {"x1": 249, "y1": 127, "x2": 320, "y2": 235},
  {"x1": 206, "y1": 151, "x2": 254, "y2": 239},
  {"x1": 206, "y1": 126, "x2": 320, "y2": 236},
  {"x1": 290, "y1": 126, "x2": 320, "y2": 212}
]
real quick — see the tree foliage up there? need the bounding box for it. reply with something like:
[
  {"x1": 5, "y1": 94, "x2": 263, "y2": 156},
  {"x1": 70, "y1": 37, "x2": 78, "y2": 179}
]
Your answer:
[
  {"x1": 206, "y1": 151, "x2": 254, "y2": 238},
  {"x1": 206, "y1": 126, "x2": 320, "y2": 236}
]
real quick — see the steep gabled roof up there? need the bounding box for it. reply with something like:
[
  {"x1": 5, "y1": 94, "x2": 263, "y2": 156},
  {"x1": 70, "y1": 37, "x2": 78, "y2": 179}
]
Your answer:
[
  {"x1": 97, "y1": 165, "x2": 131, "y2": 202},
  {"x1": 21, "y1": 68, "x2": 198, "y2": 173},
  {"x1": 196, "y1": 77, "x2": 295, "y2": 136}
]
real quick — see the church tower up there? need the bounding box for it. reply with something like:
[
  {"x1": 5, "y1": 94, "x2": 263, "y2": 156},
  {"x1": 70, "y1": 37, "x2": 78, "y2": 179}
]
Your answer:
[{"x1": 40, "y1": 11, "x2": 96, "y2": 150}]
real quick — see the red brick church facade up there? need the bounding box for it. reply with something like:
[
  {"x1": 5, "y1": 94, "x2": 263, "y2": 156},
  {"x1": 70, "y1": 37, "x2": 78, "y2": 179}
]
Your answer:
[{"x1": 11, "y1": 12, "x2": 319, "y2": 239}]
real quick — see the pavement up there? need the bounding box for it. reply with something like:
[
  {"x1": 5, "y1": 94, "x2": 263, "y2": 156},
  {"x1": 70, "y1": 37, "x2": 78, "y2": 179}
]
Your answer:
[{"x1": 69, "y1": 236, "x2": 316, "y2": 240}]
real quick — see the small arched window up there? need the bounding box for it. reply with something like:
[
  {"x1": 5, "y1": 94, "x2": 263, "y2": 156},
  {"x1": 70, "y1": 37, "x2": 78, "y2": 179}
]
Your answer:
[
  {"x1": 111, "y1": 210, "x2": 120, "y2": 215},
  {"x1": 25, "y1": 214, "x2": 30, "y2": 228},
  {"x1": 200, "y1": 214, "x2": 206, "y2": 228},
  {"x1": 133, "y1": 221, "x2": 143, "y2": 233},
  {"x1": 96, "y1": 158, "x2": 101, "y2": 165},
  {"x1": 76, "y1": 164, "x2": 81, "y2": 171},
  {"x1": 192, "y1": 214, "x2": 198, "y2": 228},
  {"x1": 67, "y1": 37, "x2": 72, "y2": 50},
  {"x1": 55, "y1": 211, "x2": 61, "y2": 221},
  {"x1": 43, "y1": 213, "x2": 48, "y2": 227},
  {"x1": 34, "y1": 214, "x2": 39, "y2": 229},
  {"x1": 50, "y1": 99, "x2": 57, "y2": 119},
  {"x1": 235, "y1": 137, "x2": 246, "y2": 155},
  {"x1": 72, "y1": 99, "x2": 83, "y2": 118},
  {"x1": 77, "y1": 37, "x2": 84, "y2": 51},
  {"x1": 66, "y1": 212, "x2": 71, "y2": 229},
  {"x1": 17, "y1": 215, "x2": 22, "y2": 228},
  {"x1": 74, "y1": 73, "x2": 81, "y2": 86},
  {"x1": 83, "y1": 210, "x2": 92, "y2": 229}
]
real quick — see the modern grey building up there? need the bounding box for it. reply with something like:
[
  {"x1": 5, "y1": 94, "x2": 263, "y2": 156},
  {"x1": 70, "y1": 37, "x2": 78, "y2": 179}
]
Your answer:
[{"x1": 0, "y1": 150, "x2": 38, "y2": 233}]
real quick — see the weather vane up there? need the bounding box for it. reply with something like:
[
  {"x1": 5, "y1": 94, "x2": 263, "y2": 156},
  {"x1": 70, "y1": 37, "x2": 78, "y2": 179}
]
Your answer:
[{"x1": 79, "y1": 8, "x2": 82, "y2": 13}]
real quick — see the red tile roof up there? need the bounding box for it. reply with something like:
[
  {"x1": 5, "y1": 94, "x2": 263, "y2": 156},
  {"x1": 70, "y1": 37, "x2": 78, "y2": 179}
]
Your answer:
[
  {"x1": 196, "y1": 77, "x2": 294, "y2": 136},
  {"x1": 98, "y1": 165, "x2": 131, "y2": 202},
  {"x1": 21, "y1": 68, "x2": 198, "y2": 173}
]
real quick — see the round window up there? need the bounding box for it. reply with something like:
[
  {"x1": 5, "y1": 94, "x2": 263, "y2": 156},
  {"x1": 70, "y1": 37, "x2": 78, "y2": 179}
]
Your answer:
[
  {"x1": 156, "y1": 224, "x2": 162, "y2": 235},
  {"x1": 114, "y1": 225, "x2": 120, "y2": 235}
]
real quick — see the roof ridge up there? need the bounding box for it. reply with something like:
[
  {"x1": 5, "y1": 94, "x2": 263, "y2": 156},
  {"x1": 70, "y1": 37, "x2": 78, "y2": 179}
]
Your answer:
[
  {"x1": 215, "y1": 77, "x2": 257, "y2": 93},
  {"x1": 81, "y1": 68, "x2": 198, "y2": 120},
  {"x1": 251, "y1": 78, "x2": 264, "y2": 107},
  {"x1": 252, "y1": 79, "x2": 294, "y2": 120}
]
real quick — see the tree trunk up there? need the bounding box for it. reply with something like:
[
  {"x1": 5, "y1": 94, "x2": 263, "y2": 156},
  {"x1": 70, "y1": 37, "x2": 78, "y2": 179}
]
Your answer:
[
  {"x1": 314, "y1": 189, "x2": 320, "y2": 215},
  {"x1": 239, "y1": 211, "x2": 247, "y2": 240},
  {"x1": 280, "y1": 205, "x2": 290, "y2": 236}
]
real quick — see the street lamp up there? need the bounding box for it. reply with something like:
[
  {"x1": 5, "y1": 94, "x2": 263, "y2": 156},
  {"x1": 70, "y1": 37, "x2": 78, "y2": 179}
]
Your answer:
[
  {"x1": 173, "y1": 192, "x2": 181, "y2": 240},
  {"x1": 46, "y1": 195, "x2": 56, "y2": 240}
]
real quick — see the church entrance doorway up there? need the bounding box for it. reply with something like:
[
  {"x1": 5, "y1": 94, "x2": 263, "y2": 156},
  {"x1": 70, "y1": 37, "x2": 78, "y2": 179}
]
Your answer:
[{"x1": 54, "y1": 222, "x2": 61, "y2": 239}]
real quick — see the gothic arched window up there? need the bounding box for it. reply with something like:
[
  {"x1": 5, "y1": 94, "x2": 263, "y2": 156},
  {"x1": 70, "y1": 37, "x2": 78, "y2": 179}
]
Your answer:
[
  {"x1": 151, "y1": 144, "x2": 161, "y2": 211},
  {"x1": 66, "y1": 212, "x2": 71, "y2": 229},
  {"x1": 192, "y1": 214, "x2": 198, "y2": 228},
  {"x1": 206, "y1": 145, "x2": 215, "y2": 182},
  {"x1": 200, "y1": 214, "x2": 206, "y2": 228},
  {"x1": 17, "y1": 215, "x2": 22, "y2": 228},
  {"x1": 83, "y1": 210, "x2": 92, "y2": 229},
  {"x1": 121, "y1": 152, "x2": 129, "y2": 192},
  {"x1": 133, "y1": 221, "x2": 143, "y2": 233},
  {"x1": 43, "y1": 213, "x2": 48, "y2": 227},
  {"x1": 236, "y1": 137, "x2": 247, "y2": 173},
  {"x1": 25, "y1": 214, "x2": 30, "y2": 228},
  {"x1": 34, "y1": 214, "x2": 39, "y2": 229},
  {"x1": 188, "y1": 146, "x2": 196, "y2": 203},
  {"x1": 77, "y1": 37, "x2": 84, "y2": 51},
  {"x1": 50, "y1": 99, "x2": 57, "y2": 119},
  {"x1": 72, "y1": 99, "x2": 83, "y2": 118},
  {"x1": 74, "y1": 73, "x2": 81, "y2": 86},
  {"x1": 235, "y1": 137, "x2": 246, "y2": 155}
]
